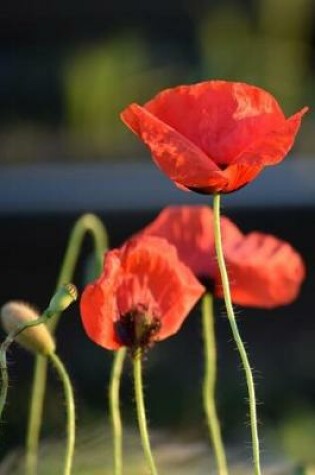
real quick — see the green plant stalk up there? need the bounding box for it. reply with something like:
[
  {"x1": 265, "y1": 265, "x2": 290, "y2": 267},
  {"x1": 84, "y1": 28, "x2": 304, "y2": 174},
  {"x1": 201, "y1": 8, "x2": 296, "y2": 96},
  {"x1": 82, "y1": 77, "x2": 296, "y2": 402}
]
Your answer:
[
  {"x1": 25, "y1": 214, "x2": 108, "y2": 475},
  {"x1": 49, "y1": 352, "x2": 76, "y2": 475},
  {"x1": 213, "y1": 193, "x2": 261, "y2": 475},
  {"x1": 25, "y1": 356, "x2": 48, "y2": 474},
  {"x1": 133, "y1": 348, "x2": 158, "y2": 475},
  {"x1": 109, "y1": 347, "x2": 127, "y2": 475},
  {"x1": 0, "y1": 345, "x2": 8, "y2": 422},
  {"x1": 49, "y1": 214, "x2": 108, "y2": 333},
  {"x1": 202, "y1": 293, "x2": 229, "y2": 475},
  {"x1": 0, "y1": 312, "x2": 52, "y2": 421}
]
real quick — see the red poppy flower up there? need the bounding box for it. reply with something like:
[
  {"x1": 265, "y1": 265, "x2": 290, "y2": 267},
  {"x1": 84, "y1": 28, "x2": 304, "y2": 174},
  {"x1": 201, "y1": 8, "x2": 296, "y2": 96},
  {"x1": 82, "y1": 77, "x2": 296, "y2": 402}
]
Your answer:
[
  {"x1": 139, "y1": 206, "x2": 305, "y2": 308},
  {"x1": 80, "y1": 235, "x2": 205, "y2": 350},
  {"x1": 121, "y1": 81, "x2": 307, "y2": 193},
  {"x1": 215, "y1": 232, "x2": 306, "y2": 308}
]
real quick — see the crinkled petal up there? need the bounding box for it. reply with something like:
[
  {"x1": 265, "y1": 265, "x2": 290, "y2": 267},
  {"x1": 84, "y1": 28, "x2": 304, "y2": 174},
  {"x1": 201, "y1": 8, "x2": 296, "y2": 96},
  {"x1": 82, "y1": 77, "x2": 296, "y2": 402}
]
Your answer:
[
  {"x1": 120, "y1": 236, "x2": 205, "y2": 340},
  {"x1": 235, "y1": 107, "x2": 308, "y2": 167},
  {"x1": 218, "y1": 163, "x2": 264, "y2": 193},
  {"x1": 187, "y1": 163, "x2": 263, "y2": 194},
  {"x1": 140, "y1": 206, "x2": 242, "y2": 279},
  {"x1": 215, "y1": 232, "x2": 305, "y2": 308},
  {"x1": 121, "y1": 103, "x2": 222, "y2": 188},
  {"x1": 80, "y1": 250, "x2": 122, "y2": 350},
  {"x1": 144, "y1": 81, "x2": 286, "y2": 166}
]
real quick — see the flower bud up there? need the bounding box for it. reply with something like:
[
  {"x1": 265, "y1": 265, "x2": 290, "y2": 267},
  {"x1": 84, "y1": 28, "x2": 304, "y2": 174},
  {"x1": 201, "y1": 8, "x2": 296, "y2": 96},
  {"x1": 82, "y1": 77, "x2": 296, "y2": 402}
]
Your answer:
[
  {"x1": 1, "y1": 302, "x2": 56, "y2": 355},
  {"x1": 48, "y1": 283, "x2": 78, "y2": 315}
]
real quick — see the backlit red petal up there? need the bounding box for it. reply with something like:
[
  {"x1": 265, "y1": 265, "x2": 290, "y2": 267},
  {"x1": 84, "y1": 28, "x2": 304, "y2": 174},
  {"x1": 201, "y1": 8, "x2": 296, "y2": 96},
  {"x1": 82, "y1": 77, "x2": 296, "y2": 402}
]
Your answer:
[
  {"x1": 119, "y1": 235, "x2": 205, "y2": 340},
  {"x1": 218, "y1": 163, "x2": 264, "y2": 193},
  {"x1": 215, "y1": 232, "x2": 305, "y2": 308},
  {"x1": 235, "y1": 107, "x2": 308, "y2": 167},
  {"x1": 121, "y1": 103, "x2": 221, "y2": 188},
  {"x1": 80, "y1": 282, "x2": 121, "y2": 350},
  {"x1": 80, "y1": 249, "x2": 122, "y2": 350},
  {"x1": 144, "y1": 81, "x2": 285, "y2": 166},
  {"x1": 141, "y1": 206, "x2": 242, "y2": 279}
]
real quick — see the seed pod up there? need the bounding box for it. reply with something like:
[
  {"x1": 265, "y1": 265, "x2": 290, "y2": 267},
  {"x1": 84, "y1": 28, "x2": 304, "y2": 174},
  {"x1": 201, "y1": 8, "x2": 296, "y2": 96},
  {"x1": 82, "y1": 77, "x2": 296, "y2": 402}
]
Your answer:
[
  {"x1": 48, "y1": 283, "x2": 78, "y2": 315},
  {"x1": 1, "y1": 301, "x2": 56, "y2": 356}
]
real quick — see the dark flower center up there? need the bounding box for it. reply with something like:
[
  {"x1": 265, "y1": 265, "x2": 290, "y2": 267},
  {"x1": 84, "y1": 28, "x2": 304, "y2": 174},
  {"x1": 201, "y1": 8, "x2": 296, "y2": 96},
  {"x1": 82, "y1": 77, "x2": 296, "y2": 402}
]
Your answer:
[{"x1": 115, "y1": 304, "x2": 161, "y2": 350}]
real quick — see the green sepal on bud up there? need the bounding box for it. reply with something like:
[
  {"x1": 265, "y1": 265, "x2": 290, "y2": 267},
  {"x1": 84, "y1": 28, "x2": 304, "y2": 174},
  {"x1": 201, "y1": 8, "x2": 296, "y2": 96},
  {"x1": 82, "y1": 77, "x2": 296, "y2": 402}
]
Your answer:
[
  {"x1": 47, "y1": 283, "x2": 78, "y2": 315},
  {"x1": 1, "y1": 302, "x2": 56, "y2": 356}
]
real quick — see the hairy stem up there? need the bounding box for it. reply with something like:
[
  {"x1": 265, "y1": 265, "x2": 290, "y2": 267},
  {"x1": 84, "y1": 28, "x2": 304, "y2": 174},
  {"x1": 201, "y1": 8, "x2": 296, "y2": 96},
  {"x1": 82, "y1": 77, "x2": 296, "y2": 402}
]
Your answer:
[
  {"x1": 133, "y1": 348, "x2": 158, "y2": 475},
  {"x1": 109, "y1": 347, "x2": 127, "y2": 475},
  {"x1": 49, "y1": 352, "x2": 76, "y2": 475},
  {"x1": 213, "y1": 194, "x2": 261, "y2": 475}
]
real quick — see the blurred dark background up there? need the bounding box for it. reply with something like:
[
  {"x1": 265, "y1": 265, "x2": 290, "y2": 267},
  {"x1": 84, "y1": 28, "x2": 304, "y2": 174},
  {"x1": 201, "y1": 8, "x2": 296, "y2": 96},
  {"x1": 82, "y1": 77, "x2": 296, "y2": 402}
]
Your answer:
[{"x1": 0, "y1": 0, "x2": 315, "y2": 470}]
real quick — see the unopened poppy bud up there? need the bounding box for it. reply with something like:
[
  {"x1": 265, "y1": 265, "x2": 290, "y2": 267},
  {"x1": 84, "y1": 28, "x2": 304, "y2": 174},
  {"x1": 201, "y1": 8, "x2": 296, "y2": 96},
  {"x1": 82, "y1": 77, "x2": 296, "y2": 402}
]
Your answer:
[
  {"x1": 48, "y1": 283, "x2": 78, "y2": 315},
  {"x1": 1, "y1": 302, "x2": 56, "y2": 355}
]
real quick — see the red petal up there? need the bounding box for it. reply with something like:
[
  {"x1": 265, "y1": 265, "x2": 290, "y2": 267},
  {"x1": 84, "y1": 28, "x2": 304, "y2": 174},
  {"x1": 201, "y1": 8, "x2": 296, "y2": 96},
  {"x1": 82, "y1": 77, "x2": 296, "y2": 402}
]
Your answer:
[
  {"x1": 218, "y1": 163, "x2": 264, "y2": 193},
  {"x1": 215, "y1": 232, "x2": 305, "y2": 308},
  {"x1": 235, "y1": 107, "x2": 308, "y2": 167},
  {"x1": 144, "y1": 81, "x2": 286, "y2": 166},
  {"x1": 80, "y1": 250, "x2": 122, "y2": 350},
  {"x1": 141, "y1": 206, "x2": 242, "y2": 278},
  {"x1": 121, "y1": 103, "x2": 223, "y2": 188},
  {"x1": 120, "y1": 236, "x2": 205, "y2": 340}
]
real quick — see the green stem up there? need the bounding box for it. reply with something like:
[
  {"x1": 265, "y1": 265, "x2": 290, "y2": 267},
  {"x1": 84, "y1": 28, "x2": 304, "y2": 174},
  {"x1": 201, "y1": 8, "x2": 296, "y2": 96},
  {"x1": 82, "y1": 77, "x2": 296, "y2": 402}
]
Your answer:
[
  {"x1": 25, "y1": 214, "x2": 108, "y2": 475},
  {"x1": 109, "y1": 347, "x2": 127, "y2": 475},
  {"x1": 49, "y1": 214, "x2": 108, "y2": 333},
  {"x1": 49, "y1": 352, "x2": 76, "y2": 475},
  {"x1": 133, "y1": 348, "x2": 158, "y2": 475},
  {"x1": 0, "y1": 346, "x2": 8, "y2": 422},
  {"x1": 25, "y1": 357, "x2": 48, "y2": 475},
  {"x1": 202, "y1": 293, "x2": 229, "y2": 475},
  {"x1": 213, "y1": 194, "x2": 261, "y2": 475}
]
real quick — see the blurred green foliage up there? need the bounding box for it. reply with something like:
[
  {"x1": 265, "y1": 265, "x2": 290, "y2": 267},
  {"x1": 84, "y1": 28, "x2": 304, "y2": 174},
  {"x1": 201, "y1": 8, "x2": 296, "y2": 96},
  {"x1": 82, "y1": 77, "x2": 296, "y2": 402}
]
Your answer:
[
  {"x1": 279, "y1": 407, "x2": 315, "y2": 466},
  {"x1": 199, "y1": 0, "x2": 313, "y2": 111},
  {"x1": 63, "y1": 35, "x2": 178, "y2": 158}
]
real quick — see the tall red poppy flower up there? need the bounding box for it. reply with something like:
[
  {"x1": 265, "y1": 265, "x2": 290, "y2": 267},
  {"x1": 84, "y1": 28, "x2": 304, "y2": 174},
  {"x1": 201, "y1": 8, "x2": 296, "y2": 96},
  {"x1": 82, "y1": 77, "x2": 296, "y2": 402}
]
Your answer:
[
  {"x1": 121, "y1": 81, "x2": 307, "y2": 193},
  {"x1": 80, "y1": 235, "x2": 205, "y2": 351},
  {"x1": 139, "y1": 206, "x2": 305, "y2": 308}
]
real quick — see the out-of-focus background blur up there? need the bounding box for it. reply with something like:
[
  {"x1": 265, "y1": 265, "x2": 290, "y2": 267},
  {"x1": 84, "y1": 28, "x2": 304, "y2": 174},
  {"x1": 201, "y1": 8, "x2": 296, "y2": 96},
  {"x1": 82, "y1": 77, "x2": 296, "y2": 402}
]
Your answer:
[
  {"x1": 1, "y1": 0, "x2": 315, "y2": 163},
  {"x1": 0, "y1": 0, "x2": 315, "y2": 472}
]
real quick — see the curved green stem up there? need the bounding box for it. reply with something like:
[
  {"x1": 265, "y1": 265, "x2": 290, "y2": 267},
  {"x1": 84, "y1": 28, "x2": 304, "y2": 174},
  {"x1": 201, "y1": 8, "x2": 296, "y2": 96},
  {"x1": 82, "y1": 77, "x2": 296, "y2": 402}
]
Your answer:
[
  {"x1": 213, "y1": 193, "x2": 261, "y2": 475},
  {"x1": 49, "y1": 352, "x2": 76, "y2": 475},
  {"x1": 202, "y1": 293, "x2": 229, "y2": 475},
  {"x1": 49, "y1": 214, "x2": 108, "y2": 333},
  {"x1": 109, "y1": 347, "x2": 127, "y2": 475},
  {"x1": 25, "y1": 214, "x2": 108, "y2": 475},
  {"x1": 133, "y1": 349, "x2": 158, "y2": 475}
]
